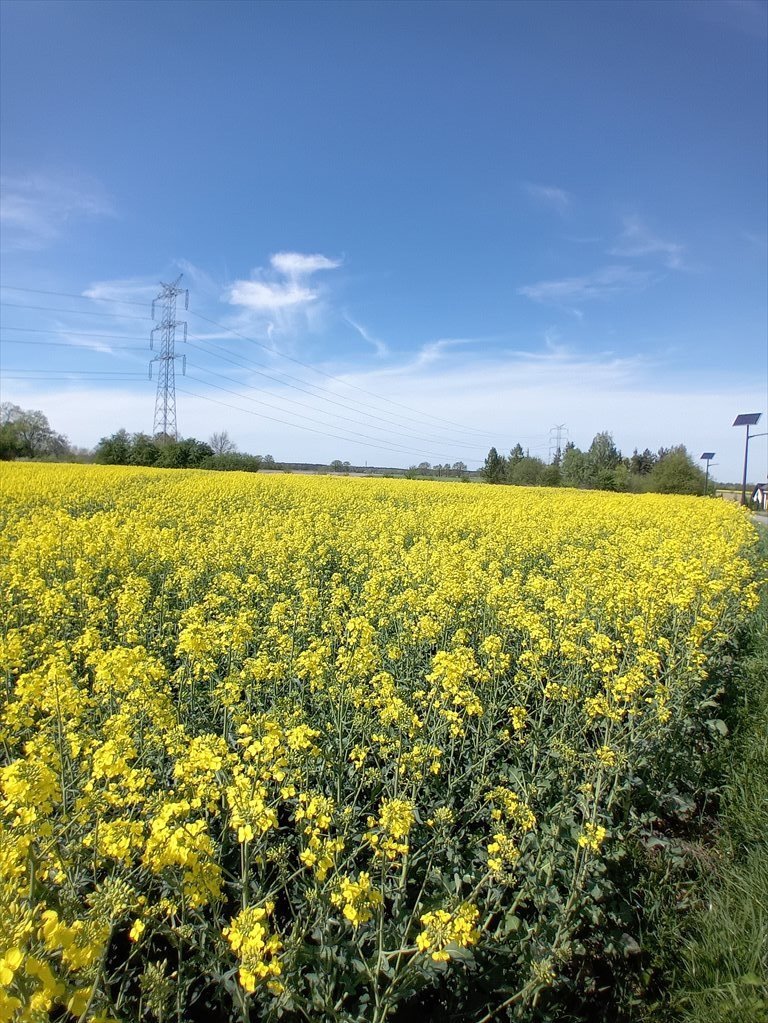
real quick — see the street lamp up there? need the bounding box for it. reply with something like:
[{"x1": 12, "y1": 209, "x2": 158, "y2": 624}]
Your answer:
[
  {"x1": 700, "y1": 452, "x2": 715, "y2": 496},
  {"x1": 733, "y1": 413, "x2": 764, "y2": 506}
]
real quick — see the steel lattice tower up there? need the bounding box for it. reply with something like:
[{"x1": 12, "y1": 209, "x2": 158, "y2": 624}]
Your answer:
[
  {"x1": 149, "y1": 275, "x2": 188, "y2": 442},
  {"x1": 549, "y1": 424, "x2": 567, "y2": 464}
]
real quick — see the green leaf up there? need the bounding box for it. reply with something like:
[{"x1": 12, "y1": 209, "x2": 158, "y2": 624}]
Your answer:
[{"x1": 738, "y1": 972, "x2": 764, "y2": 986}]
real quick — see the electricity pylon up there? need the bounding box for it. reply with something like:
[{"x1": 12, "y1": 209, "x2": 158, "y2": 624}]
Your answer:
[
  {"x1": 549, "y1": 424, "x2": 567, "y2": 464},
  {"x1": 149, "y1": 275, "x2": 188, "y2": 442}
]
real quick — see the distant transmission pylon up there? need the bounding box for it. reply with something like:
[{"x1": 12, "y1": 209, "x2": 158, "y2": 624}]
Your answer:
[
  {"x1": 149, "y1": 275, "x2": 188, "y2": 442},
  {"x1": 549, "y1": 424, "x2": 567, "y2": 464}
]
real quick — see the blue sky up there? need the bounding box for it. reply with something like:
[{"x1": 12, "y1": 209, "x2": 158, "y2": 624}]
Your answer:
[{"x1": 1, "y1": 0, "x2": 766, "y2": 478}]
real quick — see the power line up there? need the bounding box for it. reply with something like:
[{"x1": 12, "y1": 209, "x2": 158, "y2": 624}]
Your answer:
[
  {"x1": 2, "y1": 378, "x2": 145, "y2": 385},
  {"x1": 1, "y1": 285, "x2": 500, "y2": 440},
  {"x1": 0, "y1": 325, "x2": 151, "y2": 341},
  {"x1": 183, "y1": 371, "x2": 484, "y2": 462},
  {"x1": 0, "y1": 337, "x2": 145, "y2": 351},
  {"x1": 177, "y1": 384, "x2": 482, "y2": 465},
  {"x1": 2, "y1": 291, "x2": 491, "y2": 444},
  {"x1": 2, "y1": 284, "x2": 502, "y2": 443},
  {"x1": 0, "y1": 285, "x2": 149, "y2": 308},
  {"x1": 0, "y1": 281, "x2": 543, "y2": 458},
  {"x1": 6, "y1": 369, "x2": 146, "y2": 376},
  {"x1": 189, "y1": 310, "x2": 496, "y2": 439},
  {"x1": 0, "y1": 322, "x2": 521, "y2": 457},
  {"x1": 3, "y1": 374, "x2": 146, "y2": 381},
  {"x1": 189, "y1": 329, "x2": 547, "y2": 451},
  {"x1": 1, "y1": 300, "x2": 489, "y2": 445},
  {"x1": 0, "y1": 302, "x2": 152, "y2": 320},
  {"x1": 185, "y1": 337, "x2": 490, "y2": 452}
]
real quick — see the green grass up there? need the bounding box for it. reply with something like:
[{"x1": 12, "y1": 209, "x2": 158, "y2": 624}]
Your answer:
[{"x1": 661, "y1": 527, "x2": 768, "y2": 1023}]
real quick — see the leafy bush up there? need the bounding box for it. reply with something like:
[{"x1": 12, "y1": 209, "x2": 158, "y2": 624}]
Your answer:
[{"x1": 199, "y1": 453, "x2": 263, "y2": 472}]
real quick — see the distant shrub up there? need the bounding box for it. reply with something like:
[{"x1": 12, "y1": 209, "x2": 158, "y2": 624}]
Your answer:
[
  {"x1": 155, "y1": 439, "x2": 214, "y2": 469},
  {"x1": 199, "y1": 453, "x2": 262, "y2": 472}
]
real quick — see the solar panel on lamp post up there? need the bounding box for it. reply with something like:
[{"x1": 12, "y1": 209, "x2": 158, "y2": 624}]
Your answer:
[
  {"x1": 733, "y1": 413, "x2": 763, "y2": 506},
  {"x1": 700, "y1": 452, "x2": 715, "y2": 496}
]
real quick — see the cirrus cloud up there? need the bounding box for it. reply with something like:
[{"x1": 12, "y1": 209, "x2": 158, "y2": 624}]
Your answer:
[
  {"x1": 225, "y1": 250, "x2": 342, "y2": 343},
  {"x1": 270, "y1": 252, "x2": 341, "y2": 276},
  {"x1": 0, "y1": 172, "x2": 113, "y2": 251},
  {"x1": 518, "y1": 264, "x2": 654, "y2": 306},
  {"x1": 227, "y1": 250, "x2": 341, "y2": 314},
  {"x1": 610, "y1": 215, "x2": 686, "y2": 269},
  {"x1": 227, "y1": 279, "x2": 318, "y2": 311},
  {"x1": 523, "y1": 182, "x2": 571, "y2": 214}
]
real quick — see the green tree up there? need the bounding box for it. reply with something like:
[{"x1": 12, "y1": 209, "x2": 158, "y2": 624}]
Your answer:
[
  {"x1": 541, "y1": 462, "x2": 562, "y2": 488},
  {"x1": 507, "y1": 455, "x2": 546, "y2": 486},
  {"x1": 561, "y1": 443, "x2": 588, "y2": 488},
  {"x1": 0, "y1": 405, "x2": 24, "y2": 459},
  {"x1": 482, "y1": 447, "x2": 506, "y2": 484},
  {"x1": 508, "y1": 443, "x2": 525, "y2": 466},
  {"x1": 199, "y1": 452, "x2": 262, "y2": 472},
  {"x1": 630, "y1": 448, "x2": 656, "y2": 476},
  {"x1": 155, "y1": 438, "x2": 214, "y2": 469},
  {"x1": 648, "y1": 445, "x2": 707, "y2": 495},
  {"x1": 586, "y1": 431, "x2": 622, "y2": 488},
  {"x1": 129, "y1": 433, "x2": 161, "y2": 466},
  {"x1": 611, "y1": 462, "x2": 631, "y2": 492},
  {"x1": 0, "y1": 403, "x2": 70, "y2": 460},
  {"x1": 94, "y1": 429, "x2": 133, "y2": 465}
]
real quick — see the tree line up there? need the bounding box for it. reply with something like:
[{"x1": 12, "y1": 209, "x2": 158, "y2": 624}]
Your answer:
[
  {"x1": 482, "y1": 432, "x2": 710, "y2": 495},
  {"x1": 0, "y1": 405, "x2": 274, "y2": 472},
  {"x1": 0, "y1": 404, "x2": 731, "y2": 497},
  {"x1": 92, "y1": 429, "x2": 273, "y2": 472}
]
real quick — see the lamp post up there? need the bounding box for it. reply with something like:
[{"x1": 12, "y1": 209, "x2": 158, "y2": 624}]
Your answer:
[
  {"x1": 733, "y1": 413, "x2": 764, "y2": 506},
  {"x1": 700, "y1": 452, "x2": 715, "y2": 496}
]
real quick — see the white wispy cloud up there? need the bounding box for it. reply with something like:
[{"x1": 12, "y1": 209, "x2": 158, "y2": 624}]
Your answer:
[
  {"x1": 83, "y1": 277, "x2": 159, "y2": 304},
  {"x1": 518, "y1": 264, "x2": 653, "y2": 305},
  {"x1": 52, "y1": 326, "x2": 116, "y2": 356},
  {"x1": 343, "y1": 315, "x2": 389, "y2": 358},
  {"x1": 225, "y1": 250, "x2": 342, "y2": 347},
  {"x1": 611, "y1": 215, "x2": 685, "y2": 269},
  {"x1": 0, "y1": 173, "x2": 113, "y2": 250},
  {"x1": 411, "y1": 337, "x2": 479, "y2": 370},
  {"x1": 83, "y1": 269, "x2": 252, "y2": 348},
  {"x1": 227, "y1": 250, "x2": 340, "y2": 315},
  {"x1": 227, "y1": 279, "x2": 318, "y2": 312},
  {"x1": 351, "y1": 337, "x2": 486, "y2": 379},
  {"x1": 542, "y1": 327, "x2": 569, "y2": 357},
  {"x1": 270, "y1": 252, "x2": 341, "y2": 276},
  {"x1": 174, "y1": 259, "x2": 223, "y2": 298},
  {"x1": 524, "y1": 183, "x2": 571, "y2": 213}
]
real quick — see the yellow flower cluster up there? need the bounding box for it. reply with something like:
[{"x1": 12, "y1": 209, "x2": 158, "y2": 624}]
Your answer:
[
  {"x1": 223, "y1": 903, "x2": 283, "y2": 994},
  {"x1": 578, "y1": 822, "x2": 609, "y2": 854},
  {"x1": 366, "y1": 798, "x2": 415, "y2": 860},
  {"x1": 416, "y1": 902, "x2": 480, "y2": 961},
  {"x1": 0, "y1": 462, "x2": 758, "y2": 1018},
  {"x1": 331, "y1": 872, "x2": 383, "y2": 926}
]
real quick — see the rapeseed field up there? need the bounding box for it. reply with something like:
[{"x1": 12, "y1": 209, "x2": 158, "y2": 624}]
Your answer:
[{"x1": 0, "y1": 463, "x2": 758, "y2": 1022}]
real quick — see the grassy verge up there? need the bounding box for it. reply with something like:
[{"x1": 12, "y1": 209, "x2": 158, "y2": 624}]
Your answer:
[{"x1": 650, "y1": 526, "x2": 768, "y2": 1022}]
